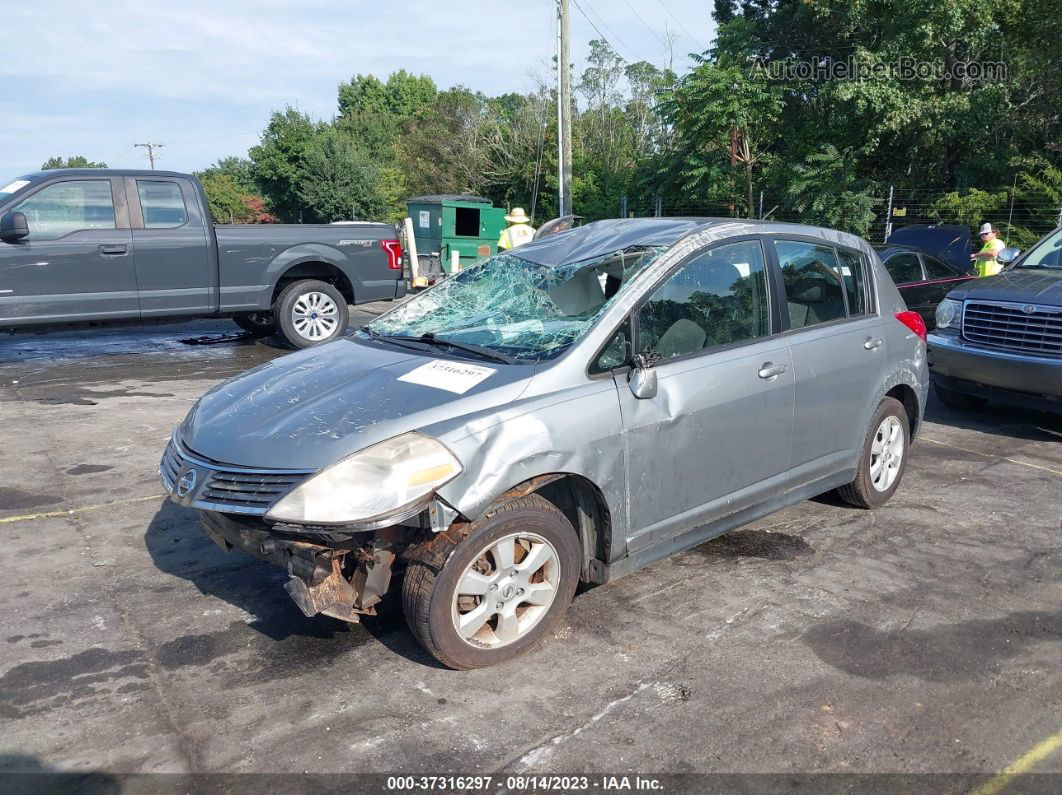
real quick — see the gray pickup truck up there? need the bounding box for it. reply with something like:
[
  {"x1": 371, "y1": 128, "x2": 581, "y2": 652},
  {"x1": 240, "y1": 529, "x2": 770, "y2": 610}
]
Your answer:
[{"x1": 0, "y1": 169, "x2": 405, "y2": 348}]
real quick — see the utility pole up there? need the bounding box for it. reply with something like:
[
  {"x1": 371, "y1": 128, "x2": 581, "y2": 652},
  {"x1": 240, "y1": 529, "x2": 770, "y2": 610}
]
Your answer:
[
  {"x1": 135, "y1": 142, "x2": 164, "y2": 169},
  {"x1": 558, "y1": 0, "x2": 572, "y2": 217},
  {"x1": 555, "y1": 8, "x2": 564, "y2": 218}
]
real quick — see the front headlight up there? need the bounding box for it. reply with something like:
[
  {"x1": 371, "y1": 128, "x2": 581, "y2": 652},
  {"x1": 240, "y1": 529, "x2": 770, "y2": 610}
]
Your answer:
[
  {"x1": 935, "y1": 298, "x2": 962, "y2": 330},
  {"x1": 266, "y1": 432, "x2": 462, "y2": 526}
]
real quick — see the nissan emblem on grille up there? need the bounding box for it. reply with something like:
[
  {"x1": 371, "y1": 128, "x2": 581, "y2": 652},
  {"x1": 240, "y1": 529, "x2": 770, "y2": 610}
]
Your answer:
[{"x1": 176, "y1": 468, "x2": 198, "y2": 498}]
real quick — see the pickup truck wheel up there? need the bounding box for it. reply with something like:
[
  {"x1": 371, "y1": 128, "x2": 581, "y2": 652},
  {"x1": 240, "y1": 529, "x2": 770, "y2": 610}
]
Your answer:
[
  {"x1": 233, "y1": 313, "x2": 277, "y2": 337},
  {"x1": 933, "y1": 380, "x2": 988, "y2": 411},
  {"x1": 274, "y1": 280, "x2": 349, "y2": 348},
  {"x1": 402, "y1": 494, "x2": 580, "y2": 669},
  {"x1": 837, "y1": 396, "x2": 910, "y2": 509}
]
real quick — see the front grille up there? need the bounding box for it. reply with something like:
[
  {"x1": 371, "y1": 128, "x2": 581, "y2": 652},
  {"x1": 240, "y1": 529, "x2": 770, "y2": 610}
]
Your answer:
[
  {"x1": 201, "y1": 469, "x2": 306, "y2": 510},
  {"x1": 160, "y1": 436, "x2": 312, "y2": 514},
  {"x1": 962, "y1": 300, "x2": 1062, "y2": 358},
  {"x1": 159, "y1": 439, "x2": 183, "y2": 490}
]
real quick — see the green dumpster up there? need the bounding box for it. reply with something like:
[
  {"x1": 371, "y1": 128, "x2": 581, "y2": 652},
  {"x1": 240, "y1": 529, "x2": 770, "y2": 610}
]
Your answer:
[{"x1": 406, "y1": 195, "x2": 507, "y2": 276}]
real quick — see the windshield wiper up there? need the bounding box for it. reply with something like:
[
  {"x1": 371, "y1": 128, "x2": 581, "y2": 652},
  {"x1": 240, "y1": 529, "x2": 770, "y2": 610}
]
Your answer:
[{"x1": 369, "y1": 331, "x2": 517, "y2": 365}]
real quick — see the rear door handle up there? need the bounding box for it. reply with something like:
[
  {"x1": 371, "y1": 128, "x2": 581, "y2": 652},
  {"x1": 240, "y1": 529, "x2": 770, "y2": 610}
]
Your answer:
[
  {"x1": 864, "y1": 337, "x2": 884, "y2": 350},
  {"x1": 758, "y1": 362, "x2": 788, "y2": 379},
  {"x1": 99, "y1": 244, "x2": 127, "y2": 256}
]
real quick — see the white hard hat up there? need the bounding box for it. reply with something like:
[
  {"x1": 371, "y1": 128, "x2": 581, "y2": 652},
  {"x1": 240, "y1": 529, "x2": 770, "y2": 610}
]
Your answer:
[{"x1": 505, "y1": 208, "x2": 530, "y2": 224}]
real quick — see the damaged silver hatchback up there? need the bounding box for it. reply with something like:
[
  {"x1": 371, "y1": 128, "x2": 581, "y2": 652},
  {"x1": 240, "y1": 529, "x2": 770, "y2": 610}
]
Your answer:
[{"x1": 160, "y1": 218, "x2": 929, "y2": 669}]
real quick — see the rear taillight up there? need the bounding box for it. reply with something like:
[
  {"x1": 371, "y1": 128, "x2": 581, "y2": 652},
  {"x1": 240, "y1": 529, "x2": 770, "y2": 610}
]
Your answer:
[
  {"x1": 895, "y1": 310, "x2": 927, "y2": 343},
  {"x1": 381, "y1": 239, "x2": 402, "y2": 270}
]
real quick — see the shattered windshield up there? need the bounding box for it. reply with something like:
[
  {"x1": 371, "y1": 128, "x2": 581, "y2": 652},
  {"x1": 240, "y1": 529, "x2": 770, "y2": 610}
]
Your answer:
[{"x1": 363, "y1": 246, "x2": 666, "y2": 361}]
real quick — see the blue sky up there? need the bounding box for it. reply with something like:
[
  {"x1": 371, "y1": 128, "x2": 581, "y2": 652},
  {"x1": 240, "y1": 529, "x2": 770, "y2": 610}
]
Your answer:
[{"x1": 0, "y1": 0, "x2": 716, "y2": 178}]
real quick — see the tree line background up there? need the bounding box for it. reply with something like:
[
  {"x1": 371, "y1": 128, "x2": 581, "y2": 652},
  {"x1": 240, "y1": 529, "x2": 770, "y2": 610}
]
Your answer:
[{"x1": 44, "y1": 0, "x2": 1062, "y2": 247}]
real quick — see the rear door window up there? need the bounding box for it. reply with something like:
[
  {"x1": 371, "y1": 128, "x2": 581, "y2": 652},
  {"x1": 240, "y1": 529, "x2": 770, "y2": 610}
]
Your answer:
[
  {"x1": 773, "y1": 240, "x2": 847, "y2": 329},
  {"x1": 13, "y1": 180, "x2": 115, "y2": 240},
  {"x1": 637, "y1": 239, "x2": 771, "y2": 361},
  {"x1": 883, "y1": 252, "x2": 923, "y2": 284},
  {"x1": 922, "y1": 256, "x2": 956, "y2": 279},
  {"x1": 136, "y1": 180, "x2": 188, "y2": 228},
  {"x1": 837, "y1": 249, "x2": 868, "y2": 316}
]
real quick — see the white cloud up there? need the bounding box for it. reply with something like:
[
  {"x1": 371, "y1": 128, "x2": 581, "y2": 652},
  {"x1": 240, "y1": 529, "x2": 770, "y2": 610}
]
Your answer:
[{"x1": 1, "y1": 0, "x2": 715, "y2": 175}]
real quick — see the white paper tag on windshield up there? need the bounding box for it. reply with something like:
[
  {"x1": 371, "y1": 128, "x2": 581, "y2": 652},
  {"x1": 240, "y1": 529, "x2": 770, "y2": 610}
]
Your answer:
[{"x1": 398, "y1": 360, "x2": 496, "y2": 394}]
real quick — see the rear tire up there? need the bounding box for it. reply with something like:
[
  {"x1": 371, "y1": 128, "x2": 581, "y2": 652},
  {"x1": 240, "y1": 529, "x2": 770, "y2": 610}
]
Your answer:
[
  {"x1": 933, "y1": 380, "x2": 988, "y2": 411},
  {"x1": 402, "y1": 494, "x2": 580, "y2": 670},
  {"x1": 837, "y1": 396, "x2": 911, "y2": 509},
  {"x1": 233, "y1": 313, "x2": 277, "y2": 337},
  {"x1": 274, "y1": 279, "x2": 349, "y2": 348}
]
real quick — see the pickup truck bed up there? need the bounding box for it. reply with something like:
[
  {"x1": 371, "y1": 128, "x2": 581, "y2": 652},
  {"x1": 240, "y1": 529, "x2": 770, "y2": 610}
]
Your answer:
[{"x1": 0, "y1": 169, "x2": 404, "y2": 347}]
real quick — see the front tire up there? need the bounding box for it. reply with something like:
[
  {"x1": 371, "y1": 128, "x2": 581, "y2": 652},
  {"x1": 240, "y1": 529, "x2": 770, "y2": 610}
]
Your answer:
[
  {"x1": 402, "y1": 494, "x2": 580, "y2": 669},
  {"x1": 837, "y1": 396, "x2": 911, "y2": 509},
  {"x1": 274, "y1": 280, "x2": 349, "y2": 348}
]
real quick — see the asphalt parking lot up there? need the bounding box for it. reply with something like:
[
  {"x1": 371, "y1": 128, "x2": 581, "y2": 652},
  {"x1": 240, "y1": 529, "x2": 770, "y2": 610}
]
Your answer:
[{"x1": 1, "y1": 306, "x2": 1060, "y2": 786}]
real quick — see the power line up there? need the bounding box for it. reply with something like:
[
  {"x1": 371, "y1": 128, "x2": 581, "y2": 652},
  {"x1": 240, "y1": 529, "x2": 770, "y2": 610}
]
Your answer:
[
  {"x1": 622, "y1": 0, "x2": 666, "y2": 47},
  {"x1": 571, "y1": 0, "x2": 636, "y2": 63},
  {"x1": 653, "y1": 0, "x2": 706, "y2": 51}
]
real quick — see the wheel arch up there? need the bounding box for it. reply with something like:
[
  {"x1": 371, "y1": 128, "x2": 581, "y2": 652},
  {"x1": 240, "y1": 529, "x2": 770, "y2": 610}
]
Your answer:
[
  {"x1": 271, "y1": 260, "x2": 355, "y2": 305},
  {"x1": 458, "y1": 472, "x2": 614, "y2": 585},
  {"x1": 885, "y1": 382, "x2": 921, "y2": 438}
]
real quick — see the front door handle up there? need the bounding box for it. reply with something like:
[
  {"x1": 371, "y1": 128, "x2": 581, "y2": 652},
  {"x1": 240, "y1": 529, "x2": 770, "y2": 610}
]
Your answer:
[
  {"x1": 758, "y1": 362, "x2": 788, "y2": 379},
  {"x1": 864, "y1": 337, "x2": 884, "y2": 350},
  {"x1": 99, "y1": 244, "x2": 127, "y2": 256}
]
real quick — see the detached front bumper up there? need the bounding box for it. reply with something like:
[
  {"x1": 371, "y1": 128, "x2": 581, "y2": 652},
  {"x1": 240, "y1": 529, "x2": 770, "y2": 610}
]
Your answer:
[{"x1": 927, "y1": 332, "x2": 1062, "y2": 409}]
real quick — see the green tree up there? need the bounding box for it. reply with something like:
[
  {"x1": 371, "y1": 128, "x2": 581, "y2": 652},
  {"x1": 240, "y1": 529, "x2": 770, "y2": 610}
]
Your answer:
[
  {"x1": 41, "y1": 155, "x2": 107, "y2": 169},
  {"x1": 248, "y1": 107, "x2": 321, "y2": 222},
  {"x1": 785, "y1": 145, "x2": 881, "y2": 235},
  {"x1": 295, "y1": 128, "x2": 388, "y2": 223},
  {"x1": 399, "y1": 87, "x2": 491, "y2": 198},
  {"x1": 198, "y1": 156, "x2": 257, "y2": 193},
  {"x1": 661, "y1": 44, "x2": 783, "y2": 216}
]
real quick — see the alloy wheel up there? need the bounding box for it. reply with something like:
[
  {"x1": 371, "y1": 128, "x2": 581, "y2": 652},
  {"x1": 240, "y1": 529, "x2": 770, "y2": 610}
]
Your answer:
[
  {"x1": 291, "y1": 292, "x2": 340, "y2": 340},
  {"x1": 451, "y1": 532, "x2": 561, "y2": 648},
  {"x1": 870, "y1": 415, "x2": 905, "y2": 492}
]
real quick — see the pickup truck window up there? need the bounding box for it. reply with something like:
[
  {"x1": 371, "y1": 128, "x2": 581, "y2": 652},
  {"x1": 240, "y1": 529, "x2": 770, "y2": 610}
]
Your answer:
[
  {"x1": 137, "y1": 180, "x2": 188, "y2": 229},
  {"x1": 13, "y1": 180, "x2": 116, "y2": 240}
]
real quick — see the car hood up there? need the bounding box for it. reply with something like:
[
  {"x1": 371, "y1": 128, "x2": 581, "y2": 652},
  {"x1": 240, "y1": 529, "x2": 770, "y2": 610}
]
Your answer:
[
  {"x1": 887, "y1": 225, "x2": 973, "y2": 273},
  {"x1": 947, "y1": 268, "x2": 1062, "y2": 304},
  {"x1": 178, "y1": 338, "x2": 535, "y2": 470}
]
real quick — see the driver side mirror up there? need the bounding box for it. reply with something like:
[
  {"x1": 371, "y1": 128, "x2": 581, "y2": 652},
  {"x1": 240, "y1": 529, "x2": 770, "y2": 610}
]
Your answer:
[
  {"x1": 628, "y1": 354, "x2": 658, "y2": 399},
  {"x1": 0, "y1": 211, "x2": 29, "y2": 242},
  {"x1": 998, "y1": 246, "x2": 1021, "y2": 265}
]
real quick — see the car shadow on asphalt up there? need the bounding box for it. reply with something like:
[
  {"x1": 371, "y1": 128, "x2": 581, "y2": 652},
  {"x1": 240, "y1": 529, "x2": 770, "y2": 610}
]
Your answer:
[
  {"x1": 923, "y1": 392, "x2": 1062, "y2": 442},
  {"x1": 143, "y1": 500, "x2": 445, "y2": 668}
]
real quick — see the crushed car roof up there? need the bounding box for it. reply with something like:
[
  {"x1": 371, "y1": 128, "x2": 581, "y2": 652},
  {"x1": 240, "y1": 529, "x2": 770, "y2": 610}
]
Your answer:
[{"x1": 514, "y1": 217, "x2": 868, "y2": 266}]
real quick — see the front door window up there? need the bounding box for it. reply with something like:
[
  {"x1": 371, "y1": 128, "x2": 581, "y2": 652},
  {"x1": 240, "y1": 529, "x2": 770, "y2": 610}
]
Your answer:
[
  {"x1": 636, "y1": 239, "x2": 771, "y2": 362},
  {"x1": 13, "y1": 180, "x2": 116, "y2": 240}
]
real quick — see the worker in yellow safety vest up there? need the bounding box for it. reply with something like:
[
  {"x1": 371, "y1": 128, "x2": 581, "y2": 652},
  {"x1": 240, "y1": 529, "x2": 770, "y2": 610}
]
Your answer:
[
  {"x1": 971, "y1": 222, "x2": 1006, "y2": 277},
  {"x1": 498, "y1": 208, "x2": 535, "y2": 251}
]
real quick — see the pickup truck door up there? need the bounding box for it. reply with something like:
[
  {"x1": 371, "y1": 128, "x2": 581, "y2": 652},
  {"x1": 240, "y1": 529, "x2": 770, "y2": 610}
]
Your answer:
[
  {"x1": 0, "y1": 176, "x2": 138, "y2": 324},
  {"x1": 125, "y1": 176, "x2": 216, "y2": 316}
]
